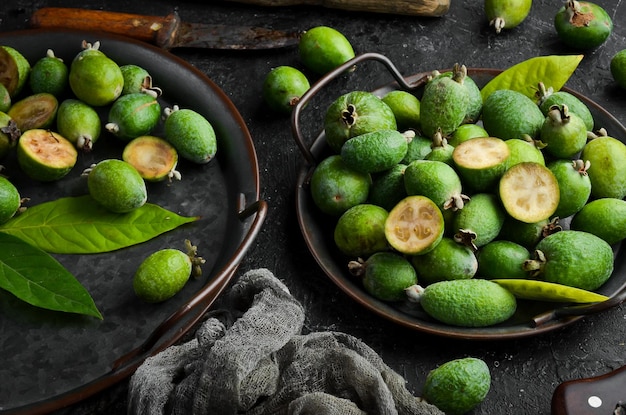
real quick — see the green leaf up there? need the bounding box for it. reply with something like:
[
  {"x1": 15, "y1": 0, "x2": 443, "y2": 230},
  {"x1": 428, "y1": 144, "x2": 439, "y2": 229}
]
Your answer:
[
  {"x1": 480, "y1": 54, "x2": 584, "y2": 102},
  {"x1": 0, "y1": 232, "x2": 103, "y2": 318},
  {"x1": 0, "y1": 196, "x2": 199, "y2": 254}
]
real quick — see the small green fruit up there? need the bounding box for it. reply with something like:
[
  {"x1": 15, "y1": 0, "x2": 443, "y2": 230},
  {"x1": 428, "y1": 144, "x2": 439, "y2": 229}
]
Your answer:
[
  {"x1": 482, "y1": 89, "x2": 544, "y2": 140},
  {"x1": 411, "y1": 237, "x2": 478, "y2": 285},
  {"x1": 547, "y1": 159, "x2": 591, "y2": 218},
  {"x1": 298, "y1": 26, "x2": 355, "y2": 75},
  {"x1": 69, "y1": 46, "x2": 124, "y2": 106},
  {"x1": 581, "y1": 133, "x2": 626, "y2": 199},
  {"x1": 86, "y1": 159, "x2": 147, "y2": 213},
  {"x1": 262, "y1": 66, "x2": 310, "y2": 114},
  {"x1": 554, "y1": 0, "x2": 613, "y2": 50},
  {"x1": 56, "y1": 98, "x2": 101, "y2": 151},
  {"x1": 349, "y1": 252, "x2": 417, "y2": 302},
  {"x1": 340, "y1": 129, "x2": 409, "y2": 174},
  {"x1": 381, "y1": 90, "x2": 421, "y2": 131},
  {"x1": 106, "y1": 92, "x2": 161, "y2": 141},
  {"x1": 163, "y1": 106, "x2": 217, "y2": 164},
  {"x1": 0, "y1": 176, "x2": 21, "y2": 224},
  {"x1": 611, "y1": 49, "x2": 626, "y2": 89},
  {"x1": 540, "y1": 104, "x2": 588, "y2": 159},
  {"x1": 570, "y1": 198, "x2": 626, "y2": 245},
  {"x1": 485, "y1": 0, "x2": 532, "y2": 33},
  {"x1": 334, "y1": 204, "x2": 389, "y2": 257}
]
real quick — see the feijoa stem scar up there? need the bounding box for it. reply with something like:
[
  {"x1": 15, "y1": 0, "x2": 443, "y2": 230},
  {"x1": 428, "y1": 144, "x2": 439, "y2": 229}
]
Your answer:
[{"x1": 185, "y1": 239, "x2": 206, "y2": 278}]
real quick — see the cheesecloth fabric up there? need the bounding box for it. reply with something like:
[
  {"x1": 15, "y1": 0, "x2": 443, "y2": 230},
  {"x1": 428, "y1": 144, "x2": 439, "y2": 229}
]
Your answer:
[{"x1": 128, "y1": 268, "x2": 444, "y2": 415}]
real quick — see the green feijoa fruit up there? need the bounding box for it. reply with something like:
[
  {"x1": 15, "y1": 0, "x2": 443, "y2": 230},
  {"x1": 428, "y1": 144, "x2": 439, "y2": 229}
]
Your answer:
[
  {"x1": 524, "y1": 230, "x2": 613, "y2": 291},
  {"x1": 434, "y1": 69, "x2": 483, "y2": 124},
  {"x1": 570, "y1": 198, "x2": 626, "y2": 245},
  {"x1": 56, "y1": 98, "x2": 101, "y2": 151},
  {"x1": 504, "y1": 136, "x2": 545, "y2": 169},
  {"x1": 611, "y1": 50, "x2": 626, "y2": 89},
  {"x1": 554, "y1": 0, "x2": 613, "y2": 50},
  {"x1": 452, "y1": 136, "x2": 509, "y2": 192},
  {"x1": 0, "y1": 176, "x2": 21, "y2": 224},
  {"x1": 402, "y1": 134, "x2": 433, "y2": 163},
  {"x1": 452, "y1": 193, "x2": 506, "y2": 249},
  {"x1": 0, "y1": 83, "x2": 10, "y2": 113},
  {"x1": 69, "y1": 50, "x2": 124, "y2": 106},
  {"x1": 537, "y1": 83, "x2": 594, "y2": 131},
  {"x1": 485, "y1": 0, "x2": 532, "y2": 33},
  {"x1": 0, "y1": 111, "x2": 19, "y2": 159},
  {"x1": 86, "y1": 159, "x2": 147, "y2": 213},
  {"x1": 448, "y1": 123, "x2": 488, "y2": 147},
  {"x1": 8, "y1": 92, "x2": 58, "y2": 132},
  {"x1": 341, "y1": 129, "x2": 409, "y2": 174},
  {"x1": 411, "y1": 237, "x2": 477, "y2": 285},
  {"x1": 499, "y1": 216, "x2": 554, "y2": 250},
  {"x1": 368, "y1": 163, "x2": 407, "y2": 211},
  {"x1": 349, "y1": 252, "x2": 417, "y2": 302},
  {"x1": 334, "y1": 204, "x2": 389, "y2": 257},
  {"x1": 404, "y1": 159, "x2": 468, "y2": 211},
  {"x1": 581, "y1": 134, "x2": 626, "y2": 199},
  {"x1": 324, "y1": 91, "x2": 396, "y2": 153},
  {"x1": 381, "y1": 90, "x2": 420, "y2": 131},
  {"x1": 482, "y1": 89, "x2": 544, "y2": 140},
  {"x1": 310, "y1": 154, "x2": 370, "y2": 216},
  {"x1": 417, "y1": 279, "x2": 517, "y2": 327},
  {"x1": 106, "y1": 92, "x2": 161, "y2": 141},
  {"x1": 547, "y1": 159, "x2": 591, "y2": 218},
  {"x1": 419, "y1": 65, "x2": 470, "y2": 138},
  {"x1": 384, "y1": 195, "x2": 445, "y2": 255},
  {"x1": 17, "y1": 129, "x2": 77, "y2": 182},
  {"x1": 499, "y1": 162, "x2": 560, "y2": 224},
  {"x1": 123, "y1": 135, "x2": 180, "y2": 182},
  {"x1": 133, "y1": 241, "x2": 204, "y2": 303},
  {"x1": 0, "y1": 45, "x2": 30, "y2": 98},
  {"x1": 540, "y1": 104, "x2": 588, "y2": 159},
  {"x1": 423, "y1": 357, "x2": 491, "y2": 415},
  {"x1": 298, "y1": 26, "x2": 355, "y2": 75},
  {"x1": 424, "y1": 132, "x2": 454, "y2": 165},
  {"x1": 262, "y1": 66, "x2": 310, "y2": 114},
  {"x1": 477, "y1": 240, "x2": 530, "y2": 279},
  {"x1": 163, "y1": 107, "x2": 217, "y2": 164},
  {"x1": 29, "y1": 49, "x2": 68, "y2": 97},
  {"x1": 120, "y1": 64, "x2": 152, "y2": 95}
]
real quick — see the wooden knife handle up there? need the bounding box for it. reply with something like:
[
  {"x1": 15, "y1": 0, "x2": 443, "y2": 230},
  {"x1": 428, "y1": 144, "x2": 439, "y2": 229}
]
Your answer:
[
  {"x1": 222, "y1": 0, "x2": 450, "y2": 16},
  {"x1": 29, "y1": 8, "x2": 180, "y2": 48}
]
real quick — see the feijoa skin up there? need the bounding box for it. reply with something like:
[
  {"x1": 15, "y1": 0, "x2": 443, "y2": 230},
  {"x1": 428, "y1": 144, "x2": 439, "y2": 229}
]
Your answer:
[
  {"x1": 106, "y1": 92, "x2": 161, "y2": 141},
  {"x1": 163, "y1": 107, "x2": 217, "y2": 164},
  {"x1": 324, "y1": 91, "x2": 396, "y2": 153},
  {"x1": 411, "y1": 237, "x2": 478, "y2": 285},
  {"x1": 547, "y1": 159, "x2": 591, "y2": 219},
  {"x1": 481, "y1": 89, "x2": 544, "y2": 140},
  {"x1": 485, "y1": 0, "x2": 532, "y2": 33},
  {"x1": 262, "y1": 66, "x2": 310, "y2": 114},
  {"x1": 334, "y1": 204, "x2": 389, "y2": 258},
  {"x1": 350, "y1": 252, "x2": 417, "y2": 302},
  {"x1": 0, "y1": 176, "x2": 21, "y2": 224},
  {"x1": 611, "y1": 50, "x2": 626, "y2": 89},
  {"x1": 419, "y1": 65, "x2": 470, "y2": 138},
  {"x1": 29, "y1": 49, "x2": 68, "y2": 97},
  {"x1": 340, "y1": 129, "x2": 408, "y2": 174},
  {"x1": 540, "y1": 104, "x2": 588, "y2": 159},
  {"x1": 581, "y1": 134, "x2": 626, "y2": 199},
  {"x1": 298, "y1": 26, "x2": 355, "y2": 75},
  {"x1": 120, "y1": 64, "x2": 152, "y2": 95},
  {"x1": 537, "y1": 83, "x2": 594, "y2": 131},
  {"x1": 56, "y1": 98, "x2": 101, "y2": 151},
  {"x1": 368, "y1": 163, "x2": 407, "y2": 211},
  {"x1": 0, "y1": 45, "x2": 30, "y2": 98},
  {"x1": 452, "y1": 193, "x2": 506, "y2": 249},
  {"x1": 87, "y1": 159, "x2": 147, "y2": 213},
  {"x1": 0, "y1": 111, "x2": 18, "y2": 159},
  {"x1": 8, "y1": 92, "x2": 58, "y2": 132},
  {"x1": 69, "y1": 49, "x2": 124, "y2": 106},
  {"x1": 554, "y1": 0, "x2": 613, "y2": 50},
  {"x1": 0, "y1": 83, "x2": 10, "y2": 113},
  {"x1": 571, "y1": 198, "x2": 626, "y2": 245}
]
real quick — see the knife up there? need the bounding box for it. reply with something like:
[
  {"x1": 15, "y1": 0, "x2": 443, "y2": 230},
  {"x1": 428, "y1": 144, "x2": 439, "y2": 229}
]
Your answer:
[
  {"x1": 552, "y1": 365, "x2": 626, "y2": 415},
  {"x1": 29, "y1": 7, "x2": 301, "y2": 50}
]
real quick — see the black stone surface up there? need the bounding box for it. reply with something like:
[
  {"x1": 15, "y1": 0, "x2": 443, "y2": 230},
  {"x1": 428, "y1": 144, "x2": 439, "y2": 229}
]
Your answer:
[{"x1": 1, "y1": 1, "x2": 626, "y2": 414}]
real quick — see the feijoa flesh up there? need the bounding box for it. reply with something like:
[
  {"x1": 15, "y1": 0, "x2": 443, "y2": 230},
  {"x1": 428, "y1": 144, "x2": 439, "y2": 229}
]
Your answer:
[
  {"x1": 17, "y1": 129, "x2": 77, "y2": 182},
  {"x1": 123, "y1": 135, "x2": 180, "y2": 182},
  {"x1": 8, "y1": 92, "x2": 58, "y2": 132}
]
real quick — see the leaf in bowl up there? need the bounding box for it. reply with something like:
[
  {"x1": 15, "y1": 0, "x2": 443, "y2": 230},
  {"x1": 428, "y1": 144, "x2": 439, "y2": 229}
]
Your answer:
[{"x1": 480, "y1": 55, "x2": 583, "y2": 102}]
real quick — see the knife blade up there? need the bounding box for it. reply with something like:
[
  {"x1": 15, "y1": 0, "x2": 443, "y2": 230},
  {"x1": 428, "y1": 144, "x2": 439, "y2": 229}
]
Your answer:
[
  {"x1": 552, "y1": 365, "x2": 626, "y2": 415},
  {"x1": 29, "y1": 7, "x2": 301, "y2": 50}
]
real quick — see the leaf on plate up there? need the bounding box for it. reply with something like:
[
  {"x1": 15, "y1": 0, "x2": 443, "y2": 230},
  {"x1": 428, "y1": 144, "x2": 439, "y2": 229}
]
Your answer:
[
  {"x1": 0, "y1": 195, "x2": 199, "y2": 254},
  {"x1": 0, "y1": 232, "x2": 103, "y2": 319},
  {"x1": 480, "y1": 54, "x2": 584, "y2": 102}
]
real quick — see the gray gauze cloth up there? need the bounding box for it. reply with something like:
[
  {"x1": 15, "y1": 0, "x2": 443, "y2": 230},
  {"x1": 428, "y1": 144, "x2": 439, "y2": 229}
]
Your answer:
[{"x1": 128, "y1": 268, "x2": 444, "y2": 415}]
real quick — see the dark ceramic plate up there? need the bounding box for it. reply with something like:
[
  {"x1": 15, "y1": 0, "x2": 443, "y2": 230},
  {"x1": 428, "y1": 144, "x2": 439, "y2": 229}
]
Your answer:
[
  {"x1": 0, "y1": 29, "x2": 267, "y2": 414},
  {"x1": 293, "y1": 53, "x2": 626, "y2": 341}
]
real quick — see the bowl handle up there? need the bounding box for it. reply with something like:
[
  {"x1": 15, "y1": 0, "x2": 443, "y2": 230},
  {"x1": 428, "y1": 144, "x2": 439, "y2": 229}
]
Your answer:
[
  {"x1": 291, "y1": 52, "x2": 428, "y2": 166},
  {"x1": 111, "y1": 198, "x2": 268, "y2": 371},
  {"x1": 532, "y1": 284, "x2": 626, "y2": 327}
]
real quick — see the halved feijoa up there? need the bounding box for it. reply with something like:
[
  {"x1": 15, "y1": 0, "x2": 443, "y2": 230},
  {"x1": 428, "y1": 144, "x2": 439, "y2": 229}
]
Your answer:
[
  {"x1": 17, "y1": 129, "x2": 77, "y2": 182},
  {"x1": 384, "y1": 195, "x2": 444, "y2": 255},
  {"x1": 123, "y1": 135, "x2": 180, "y2": 182},
  {"x1": 8, "y1": 92, "x2": 58, "y2": 132}
]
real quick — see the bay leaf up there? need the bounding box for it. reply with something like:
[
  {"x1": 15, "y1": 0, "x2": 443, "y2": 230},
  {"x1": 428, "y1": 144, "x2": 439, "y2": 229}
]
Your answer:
[
  {"x1": 480, "y1": 54, "x2": 584, "y2": 102},
  {"x1": 0, "y1": 195, "x2": 199, "y2": 254},
  {"x1": 0, "y1": 232, "x2": 102, "y2": 318}
]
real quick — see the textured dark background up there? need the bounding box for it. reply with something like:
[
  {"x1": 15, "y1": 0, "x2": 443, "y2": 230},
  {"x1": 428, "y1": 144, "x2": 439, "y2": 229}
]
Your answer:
[{"x1": 1, "y1": 0, "x2": 626, "y2": 414}]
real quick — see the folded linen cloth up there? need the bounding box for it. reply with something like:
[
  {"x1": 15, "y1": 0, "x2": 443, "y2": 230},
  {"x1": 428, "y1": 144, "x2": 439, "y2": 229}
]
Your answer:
[{"x1": 128, "y1": 268, "x2": 444, "y2": 415}]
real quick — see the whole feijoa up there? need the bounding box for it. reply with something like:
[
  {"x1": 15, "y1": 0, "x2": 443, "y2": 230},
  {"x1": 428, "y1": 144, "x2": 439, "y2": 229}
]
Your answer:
[
  {"x1": 106, "y1": 92, "x2": 161, "y2": 141},
  {"x1": 334, "y1": 203, "x2": 389, "y2": 258},
  {"x1": 581, "y1": 133, "x2": 626, "y2": 199},
  {"x1": 69, "y1": 46, "x2": 124, "y2": 106},
  {"x1": 0, "y1": 176, "x2": 21, "y2": 224},
  {"x1": 481, "y1": 89, "x2": 544, "y2": 140},
  {"x1": 56, "y1": 98, "x2": 101, "y2": 151},
  {"x1": 133, "y1": 241, "x2": 205, "y2": 303},
  {"x1": 262, "y1": 66, "x2": 310, "y2": 114},
  {"x1": 381, "y1": 90, "x2": 421, "y2": 131},
  {"x1": 423, "y1": 357, "x2": 491, "y2": 415},
  {"x1": 554, "y1": 0, "x2": 613, "y2": 50},
  {"x1": 120, "y1": 64, "x2": 153, "y2": 95},
  {"x1": 485, "y1": 0, "x2": 532, "y2": 33},
  {"x1": 349, "y1": 252, "x2": 417, "y2": 302},
  {"x1": 611, "y1": 50, "x2": 626, "y2": 89},
  {"x1": 570, "y1": 198, "x2": 626, "y2": 245},
  {"x1": 419, "y1": 64, "x2": 470, "y2": 138},
  {"x1": 29, "y1": 49, "x2": 68, "y2": 97},
  {"x1": 298, "y1": 26, "x2": 355, "y2": 75},
  {"x1": 340, "y1": 129, "x2": 409, "y2": 174},
  {"x1": 547, "y1": 159, "x2": 591, "y2": 218},
  {"x1": 540, "y1": 104, "x2": 588, "y2": 159},
  {"x1": 324, "y1": 90, "x2": 396, "y2": 153},
  {"x1": 163, "y1": 106, "x2": 217, "y2": 164},
  {"x1": 537, "y1": 82, "x2": 594, "y2": 131},
  {"x1": 0, "y1": 45, "x2": 30, "y2": 98},
  {"x1": 86, "y1": 159, "x2": 147, "y2": 213}
]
